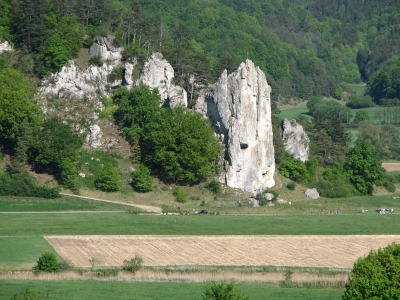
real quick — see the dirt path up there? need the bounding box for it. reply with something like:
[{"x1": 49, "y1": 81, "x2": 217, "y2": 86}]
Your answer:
[
  {"x1": 61, "y1": 193, "x2": 162, "y2": 213},
  {"x1": 45, "y1": 235, "x2": 400, "y2": 269}
]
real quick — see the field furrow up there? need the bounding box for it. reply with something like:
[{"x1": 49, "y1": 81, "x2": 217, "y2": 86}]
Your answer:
[{"x1": 45, "y1": 235, "x2": 400, "y2": 268}]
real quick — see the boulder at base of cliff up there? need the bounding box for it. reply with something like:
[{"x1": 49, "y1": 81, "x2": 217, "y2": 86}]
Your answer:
[{"x1": 305, "y1": 188, "x2": 320, "y2": 199}]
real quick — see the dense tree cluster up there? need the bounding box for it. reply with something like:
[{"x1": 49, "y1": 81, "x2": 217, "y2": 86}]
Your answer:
[
  {"x1": 115, "y1": 86, "x2": 222, "y2": 185},
  {"x1": 0, "y1": 0, "x2": 399, "y2": 101}
]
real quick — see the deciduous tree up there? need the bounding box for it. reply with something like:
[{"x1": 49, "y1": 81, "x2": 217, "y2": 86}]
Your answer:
[
  {"x1": 343, "y1": 243, "x2": 400, "y2": 300},
  {"x1": 344, "y1": 140, "x2": 385, "y2": 195}
]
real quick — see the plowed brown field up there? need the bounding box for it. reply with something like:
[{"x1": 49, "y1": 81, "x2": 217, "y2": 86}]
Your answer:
[
  {"x1": 45, "y1": 235, "x2": 400, "y2": 269},
  {"x1": 382, "y1": 163, "x2": 400, "y2": 172}
]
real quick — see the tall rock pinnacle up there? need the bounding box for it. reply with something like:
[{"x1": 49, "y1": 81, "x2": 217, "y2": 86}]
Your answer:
[{"x1": 194, "y1": 60, "x2": 275, "y2": 193}]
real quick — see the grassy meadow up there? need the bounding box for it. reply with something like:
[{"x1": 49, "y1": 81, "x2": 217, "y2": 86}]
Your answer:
[
  {"x1": 0, "y1": 280, "x2": 345, "y2": 300},
  {"x1": 1, "y1": 212, "x2": 399, "y2": 237},
  {"x1": 0, "y1": 196, "x2": 128, "y2": 212},
  {"x1": 0, "y1": 237, "x2": 57, "y2": 270}
]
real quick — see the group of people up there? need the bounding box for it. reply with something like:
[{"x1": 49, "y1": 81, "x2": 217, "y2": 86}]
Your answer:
[{"x1": 310, "y1": 208, "x2": 340, "y2": 215}]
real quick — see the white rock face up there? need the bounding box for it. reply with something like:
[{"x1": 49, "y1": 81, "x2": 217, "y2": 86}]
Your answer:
[
  {"x1": 123, "y1": 60, "x2": 136, "y2": 88},
  {"x1": 136, "y1": 52, "x2": 187, "y2": 108},
  {"x1": 194, "y1": 60, "x2": 275, "y2": 193},
  {"x1": 86, "y1": 125, "x2": 103, "y2": 148},
  {"x1": 305, "y1": 188, "x2": 320, "y2": 199},
  {"x1": 38, "y1": 60, "x2": 114, "y2": 107},
  {"x1": 0, "y1": 40, "x2": 13, "y2": 54},
  {"x1": 88, "y1": 36, "x2": 122, "y2": 64},
  {"x1": 282, "y1": 119, "x2": 309, "y2": 162}
]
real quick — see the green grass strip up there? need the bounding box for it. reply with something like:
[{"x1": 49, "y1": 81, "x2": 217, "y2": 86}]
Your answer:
[
  {"x1": 0, "y1": 280, "x2": 344, "y2": 300},
  {"x1": 0, "y1": 237, "x2": 57, "y2": 270},
  {"x1": 1, "y1": 213, "x2": 399, "y2": 236}
]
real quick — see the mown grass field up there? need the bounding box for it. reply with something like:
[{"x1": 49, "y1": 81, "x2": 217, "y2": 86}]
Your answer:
[
  {"x1": 0, "y1": 196, "x2": 128, "y2": 212},
  {"x1": 0, "y1": 237, "x2": 57, "y2": 270},
  {"x1": 0, "y1": 280, "x2": 344, "y2": 300},
  {"x1": 276, "y1": 107, "x2": 310, "y2": 120},
  {"x1": 1, "y1": 213, "x2": 399, "y2": 236}
]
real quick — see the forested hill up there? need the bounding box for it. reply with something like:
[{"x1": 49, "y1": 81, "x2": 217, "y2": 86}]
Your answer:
[{"x1": 0, "y1": 0, "x2": 399, "y2": 101}]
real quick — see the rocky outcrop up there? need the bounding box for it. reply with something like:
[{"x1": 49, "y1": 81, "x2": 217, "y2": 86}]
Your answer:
[
  {"x1": 0, "y1": 40, "x2": 13, "y2": 54},
  {"x1": 38, "y1": 60, "x2": 114, "y2": 108},
  {"x1": 123, "y1": 60, "x2": 136, "y2": 88},
  {"x1": 194, "y1": 60, "x2": 275, "y2": 193},
  {"x1": 282, "y1": 119, "x2": 309, "y2": 162},
  {"x1": 136, "y1": 52, "x2": 187, "y2": 108},
  {"x1": 305, "y1": 188, "x2": 320, "y2": 199},
  {"x1": 86, "y1": 125, "x2": 103, "y2": 148},
  {"x1": 88, "y1": 36, "x2": 123, "y2": 64}
]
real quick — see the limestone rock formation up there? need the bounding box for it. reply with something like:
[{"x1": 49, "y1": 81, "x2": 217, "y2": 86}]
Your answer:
[
  {"x1": 122, "y1": 60, "x2": 136, "y2": 88},
  {"x1": 136, "y1": 52, "x2": 187, "y2": 108},
  {"x1": 86, "y1": 125, "x2": 103, "y2": 148},
  {"x1": 305, "y1": 188, "x2": 320, "y2": 199},
  {"x1": 282, "y1": 118, "x2": 309, "y2": 162},
  {"x1": 38, "y1": 60, "x2": 114, "y2": 108},
  {"x1": 88, "y1": 36, "x2": 122, "y2": 64},
  {"x1": 0, "y1": 40, "x2": 13, "y2": 54},
  {"x1": 194, "y1": 60, "x2": 275, "y2": 193}
]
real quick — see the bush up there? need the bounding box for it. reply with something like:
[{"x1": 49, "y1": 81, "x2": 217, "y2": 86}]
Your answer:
[
  {"x1": 279, "y1": 153, "x2": 308, "y2": 183},
  {"x1": 205, "y1": 179, "x2": 221, "y2": 194},
  {"x1": 202, "y1": 281, "x2": 249, "y2": 300},
  {"x1": 122, "y1": 255, "x2": 143, "y2": 273},
  {"x1": 346, "y1": 95, "x2": 376, "y2": 109},
  {"x1": 107, "y1": 65, "x2": 124, "y2": 82},
  {"x1": 94, "y1": 163, "x2": 121, "y2": 192},
  {"x1": 11, "y1": 288, "x2": 50, "y2": 300},
  {"x1": 32, "y1": 252, "x2": 62, "y2": 273},
  {"x1": 314, "y1": 179, "x2": 360, "y2": 198},
  {"x1": 384, "y1": 182, "x2": 396, "y2": 192},
  {"x1": 264, "y1": 189, "x2": 279, "y2": 201},
  {"x1": 172, "y1": 186, "x2": 188, "y2": 203},
  {"x1": 88, "y1": 55, "x2": 103, "y2": 67},
  {"x1": 131, "y1": 165, "x2": 153, "y2": 192},
  {"x1": 286, "y1": 182, "x2": 296, "y2": 190},
  {"x1": 0, "y1": 170, "x2": 60, "y2": 199}
]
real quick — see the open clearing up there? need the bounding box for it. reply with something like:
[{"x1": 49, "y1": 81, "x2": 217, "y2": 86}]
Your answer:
[
  {"x1": 382, "y1": 162, "x2": 400, "y2": 172},
  {"x1": 46, "y1": 235, "x2": 400, "y2": 269}
]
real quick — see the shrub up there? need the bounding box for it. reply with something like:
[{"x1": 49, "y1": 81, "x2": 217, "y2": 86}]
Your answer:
[
  {"x1": 107, "y1": 65, "x2": 124, "y2": 82},
  {"x1": 94, "y1": 163, "x2": 121, "y2": 192},
  {"x1": 172, "y1": 186, "x2": 188, "y2": 203},
  {"x1": 286, "y1": 182, "x2": 296, "y2": 190},
  {"x1": 255, "y1": 193, "x2": 268, "y2": 206},
  {"x1": 0, "y1": 170, "x2": 60, "y2": 199},
  {"x1": 11, "y1": 288, "x2": 50, "y2": 300},
  {"x1": 32, "y1": 252, "x2": 62, "y2": 273},
  {"x1": 122, "y1": 255, "x2": 143, "y2": 273},
  {"x1": 131, "y1": 165, "x2": 153, "y2": 192},
  {"x1": 202, "y1": 281, "x2": 249, "y2": 300},
  {"x1": 205, "y1": 179, "x2": 221, "y2": 194},
  {"x1": 279, "y1": 153, "x2": 308, "y2": 183},
  {"x1": 88, "y1": 55, "x2": 103, "y2": 67},
  {"x1": 346, "y1": 95, "x2": 376, "y2": 109},
  {"x1": 263, "y1": 189, "x2": 279, "y2": 201},
  {"x1": 384, "y1": 182, "x2": 396, "y2": 192}
]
